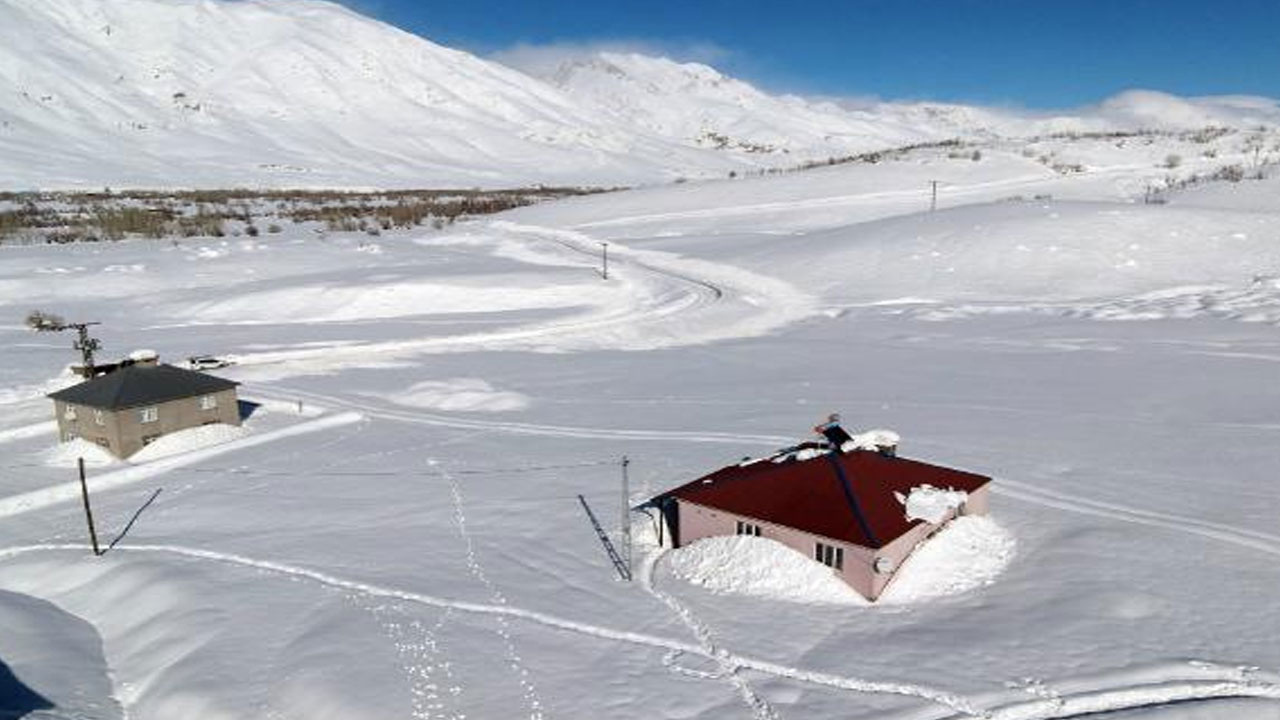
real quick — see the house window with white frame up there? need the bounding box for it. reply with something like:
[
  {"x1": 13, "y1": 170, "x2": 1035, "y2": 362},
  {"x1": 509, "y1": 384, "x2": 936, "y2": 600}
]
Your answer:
[
  {"x1": 139, "y1": 406, "x2": 159, "y2": 424},
  {"x1": 735, "y1": 520, "x2": 761, "y2": 537},
  {"x1": 815, "y1": 542, "x2": 844, "y2": 571},
  {"x1": 63, "y1": 405, "x2": 77, "y2": 421},
  {"x1": 199, "y1": 395, "x2": 217, "y2": 410},
  {"x1": 94, "y1": 409, "x2": 105, "y2": 426}
]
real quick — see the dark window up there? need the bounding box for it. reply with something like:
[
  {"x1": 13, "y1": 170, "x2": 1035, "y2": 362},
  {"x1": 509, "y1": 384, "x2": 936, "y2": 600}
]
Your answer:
[
  {"x1": 735, "y1": 520, "x2": 761, "y2": 537},
  {"x1": 815, "y1": 542, "x2": 844, "y2": 570},
  {"x1": 141, "y1": 434, "x2": 160, "y2": 446},
  {"x1": 94, "y1": 437, "x2": 110, "y2": 449}
]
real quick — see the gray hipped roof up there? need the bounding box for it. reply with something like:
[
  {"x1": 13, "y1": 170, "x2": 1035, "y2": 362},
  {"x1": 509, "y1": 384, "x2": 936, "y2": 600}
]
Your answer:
[{"x1": 48, "y1": 364, "x2": 238, "y2": 411}]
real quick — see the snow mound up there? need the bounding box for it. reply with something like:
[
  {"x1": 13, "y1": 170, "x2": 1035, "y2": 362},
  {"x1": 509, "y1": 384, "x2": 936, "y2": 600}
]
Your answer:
[
  {"x1": 879, "y1": 516, "x2": 1017, "y2": 605},
  {"x1": 668, "y1": 516, "x2": 1015, "y2": 606},
  {"x1": 896, "y1": 484, "x2": 969, "y2": 524},
  {"x1": 129, "y1": 423, "x2": 249, "y2": 462},
  {"x1": 669, "y1": 535, "x2": 867, "y2": 605},
  {"x1": 42, "y1": 439, "x2": 118, "y2": 468},
  {"x1": 387, "y1": 378, "x2": 530, "y2": 413},
  {"x1": 842, "y1": 428, "x2": 901, "y2": 452}
]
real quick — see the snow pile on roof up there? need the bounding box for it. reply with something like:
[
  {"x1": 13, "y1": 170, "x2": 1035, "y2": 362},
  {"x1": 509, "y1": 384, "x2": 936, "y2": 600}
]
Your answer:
[
  {"x1": 669, "y1": 535, "x2": 868, "y2": 605},
  {"x1": 42, "y1": 439, "x2": 118, "y2": 468},
  {"x1": 842, "y1": 428, "x2": 901, "y2": 452},
  {"x1": 130, "y1": 423, "x2": 249, "y2": 463},
  {"x1": 770, "y1": 446, "x2": 828, "y2": 464},
  {"x1": 127, "y1": 349, "x2": 158, "y2": 362},
  {"x1": 896, "y1": 484, "x2": 969, "y2": 524},
  {"x1": 879, "y1": 516, "x2": 1017, "y2": 605}
]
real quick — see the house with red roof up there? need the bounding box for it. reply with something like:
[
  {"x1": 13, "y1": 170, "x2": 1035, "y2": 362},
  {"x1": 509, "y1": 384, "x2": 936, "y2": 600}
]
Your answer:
[{"x1": 653, "y1": 439, "x2": 992, "y2": 601}]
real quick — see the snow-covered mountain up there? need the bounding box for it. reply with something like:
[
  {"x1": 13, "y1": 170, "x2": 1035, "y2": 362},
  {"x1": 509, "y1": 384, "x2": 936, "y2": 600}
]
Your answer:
[
  {"x1": 528, "y1": 52, "x2": 947, "y2": 157},
  {"x1": 0, "y1": 0, "x2": 756, "y2": 189},
  {"x1": 2, "y1": 0, "x2": 1279, "y2": 190}
]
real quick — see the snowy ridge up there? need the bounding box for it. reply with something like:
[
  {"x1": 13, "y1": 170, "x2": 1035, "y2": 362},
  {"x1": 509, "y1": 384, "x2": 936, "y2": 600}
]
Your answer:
[{"x1": 536, "y1": 52, "x2": 943, "y2": 158}]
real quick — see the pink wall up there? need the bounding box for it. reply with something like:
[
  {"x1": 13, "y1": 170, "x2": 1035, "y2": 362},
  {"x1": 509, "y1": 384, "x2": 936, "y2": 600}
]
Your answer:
[{"x1": 674, "y1": 484, "x2": 990, "y2": 602}]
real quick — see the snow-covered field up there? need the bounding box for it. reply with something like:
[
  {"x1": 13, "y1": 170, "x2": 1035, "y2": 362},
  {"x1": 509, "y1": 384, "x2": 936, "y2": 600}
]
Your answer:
[{"x1": 3, "y1": 151, "x2": 1280, "y2": 720}]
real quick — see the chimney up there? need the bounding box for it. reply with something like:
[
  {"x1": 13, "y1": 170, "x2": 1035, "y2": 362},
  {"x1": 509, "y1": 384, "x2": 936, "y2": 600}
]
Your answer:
[{"x1": 128, "y1": 349, "x2": 159, "y2": 367}]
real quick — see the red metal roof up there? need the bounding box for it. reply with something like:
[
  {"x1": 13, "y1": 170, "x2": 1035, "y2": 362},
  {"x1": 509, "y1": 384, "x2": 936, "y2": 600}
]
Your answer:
[{"x1": 661, "y1": 449, "x2": 991, "y2": 550}]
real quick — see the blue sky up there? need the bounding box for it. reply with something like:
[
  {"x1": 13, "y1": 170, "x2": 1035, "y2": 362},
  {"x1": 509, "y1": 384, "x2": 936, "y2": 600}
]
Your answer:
[{"x1": 339, "y1": 0, "x2": 1280, "y2": 108}]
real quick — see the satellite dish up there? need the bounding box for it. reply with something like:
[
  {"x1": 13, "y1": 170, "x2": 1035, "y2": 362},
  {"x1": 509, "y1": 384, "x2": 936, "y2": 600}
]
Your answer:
[{"x1": 873, "y1": 556, "x2": 895, "y2": 575}]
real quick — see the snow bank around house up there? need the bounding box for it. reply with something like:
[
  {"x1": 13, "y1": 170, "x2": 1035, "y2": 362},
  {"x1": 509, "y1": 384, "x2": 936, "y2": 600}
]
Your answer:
[
  {"x1": 879, "y1": 516, "x2": 1017, "y2": 605},
  {"x1": 668, "y1": 515, "x2": 1015, "y2": 606},
  {"x1": 42, "y1": 439, "x2": 118, "y2": 468},
  {"x1": 382, "y1": 378, "x2": 531, "y2": 413},
  {"x1": 896, "y1": 484, "x2": 969, "y2": 524},
  {"x1": 129, "y1": 423, "x2": 250, "y2": 463},
  {"x1": 669, "y1": 535, "x2": 868, "y2": 605}
]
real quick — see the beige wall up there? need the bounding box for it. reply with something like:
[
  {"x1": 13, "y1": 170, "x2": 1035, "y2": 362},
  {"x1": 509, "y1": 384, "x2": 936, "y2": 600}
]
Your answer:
[
  {"x1": 675, "y1": 483, "x2": 992, "y2": 602},
  {"x1": 54, "y1": 388, "x2": 240, "y2": 459},
  {"x1": 54, "y1": 400, "x2": 121, "y2": 452}
]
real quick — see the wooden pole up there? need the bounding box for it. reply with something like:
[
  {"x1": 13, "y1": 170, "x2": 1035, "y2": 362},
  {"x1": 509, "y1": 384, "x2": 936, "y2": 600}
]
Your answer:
[
  {"x1": 620, "y1": 456, "x2": 631, "y2": 579},
  {"x1": 78, "y1": 457, "x2": 101, "y2": 556},
  {"x1": 930, "y1": 180, "x2": 939, "y2": 212}
]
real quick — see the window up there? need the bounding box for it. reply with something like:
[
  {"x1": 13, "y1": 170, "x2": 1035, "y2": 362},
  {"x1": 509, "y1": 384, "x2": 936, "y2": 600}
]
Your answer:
[
  {"x1": 815, "y1": 542, "x2": 844, "y2": 571},
  {"x1": 94, "y1": 437, "x2": 111, "y2": 449},
  {"x1": 63, "y1": 405, "x2": 77, "y2": 421},
  {"x1": 199, "y1": 395, "x2": 217, "y2": 410},
  {"x1": 141, "y1": 434, "x2": 160, "y2": 446},
  {"x1": 735, "y1": 520, "x2": 761, "y2": 537},
  {"x1": 94, "y1": 409, "x2": 105, "y2": 426},
  {"x1": 139, "y1": 406, "x2": 159, "y2": 423}
]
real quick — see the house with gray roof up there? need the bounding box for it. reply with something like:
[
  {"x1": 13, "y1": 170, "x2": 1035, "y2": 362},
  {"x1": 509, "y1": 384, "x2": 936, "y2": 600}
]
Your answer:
[{"x1": 48, "y1": 355, "x2": 240, "y2": 459}]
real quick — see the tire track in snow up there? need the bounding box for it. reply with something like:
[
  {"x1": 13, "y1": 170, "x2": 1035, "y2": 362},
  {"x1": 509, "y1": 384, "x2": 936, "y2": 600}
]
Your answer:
[
  {"x1": 489, "y1": 221, "x2": 725, "y2": 301},
  {"x1": 255, "y1": 386, "x2": 793, "y2": 446},
  {"x1": 0, "y1": 543, "x2": 983, "y2": 717},
  {"x1": 638, "y1": 548, "x2": 780, "y2": 720},
  {"x1": 222, "y1": 220, "x2": 736, "y2": 373},
  {"x1": 993, "y1": 479, "x2": 1280, "y2": 558},
  {"x1": 437, "y1": 463, "x2": 546, "y2": 720},
  {"x1": 932, "y1": 677, "x2": 1280, "y2": 720}
]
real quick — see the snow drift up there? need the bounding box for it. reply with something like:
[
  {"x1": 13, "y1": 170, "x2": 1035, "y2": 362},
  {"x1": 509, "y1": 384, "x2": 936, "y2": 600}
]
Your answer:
[{"x1": 667, "y1": 516, "x2": 1015, "y2": 606}]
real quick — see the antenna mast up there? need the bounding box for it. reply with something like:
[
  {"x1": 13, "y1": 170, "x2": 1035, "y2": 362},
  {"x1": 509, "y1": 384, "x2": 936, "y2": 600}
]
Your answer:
[{"x1": 25, "y1": 310, "x2": 103, "y2": 374}]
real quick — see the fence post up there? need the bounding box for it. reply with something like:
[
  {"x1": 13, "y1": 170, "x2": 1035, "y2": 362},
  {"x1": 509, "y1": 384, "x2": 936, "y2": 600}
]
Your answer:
[
  {"x1": 620, "y1": 456, "x2": 631, "y2": 578},
  {"x1": 78, "y1": 457, "x2": 101, "y2": 556}
]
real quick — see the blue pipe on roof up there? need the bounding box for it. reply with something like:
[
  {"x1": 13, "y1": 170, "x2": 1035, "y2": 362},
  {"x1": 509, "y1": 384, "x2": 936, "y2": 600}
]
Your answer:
[{"x1": 824, "y1": 452, "x2": 880, "y2": 548}]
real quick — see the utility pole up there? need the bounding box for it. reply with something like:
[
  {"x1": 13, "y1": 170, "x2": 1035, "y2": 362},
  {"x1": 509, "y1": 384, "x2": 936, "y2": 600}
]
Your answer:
[
  {"x1": 71, "y1": 323, "x2": 102, "y2": 374},
  {"x1": 600, "y1": 242, "x2": 609, "y2": 280},
  {"x1": 77, "y1": 458, "x2": 101, "y2": 556},
  {"x1": 929, "y1": 180, "x2": 939, "y2": 212},
  {"x1": 620, "y1": 455, "x2": 631, "y2": 579}
]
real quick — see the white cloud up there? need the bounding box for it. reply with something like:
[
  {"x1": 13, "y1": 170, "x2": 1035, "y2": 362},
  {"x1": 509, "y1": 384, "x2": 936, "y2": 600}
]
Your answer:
[{"x1": 489, "y1": 39, "x2": 734, "y2": 79}]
